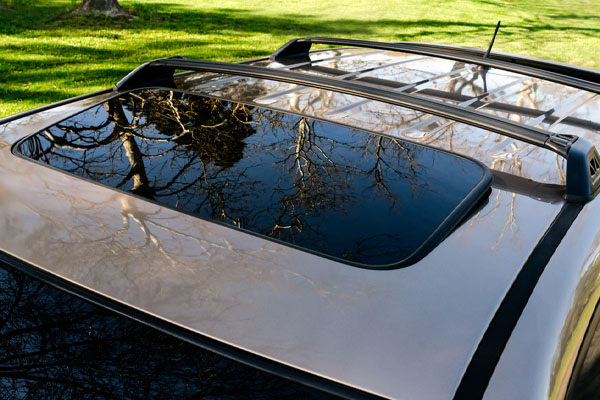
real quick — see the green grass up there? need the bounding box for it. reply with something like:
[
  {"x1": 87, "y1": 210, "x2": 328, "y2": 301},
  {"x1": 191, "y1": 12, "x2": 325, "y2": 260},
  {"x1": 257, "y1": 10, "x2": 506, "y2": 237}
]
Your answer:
[{"x1": 0, "y1": 0, "x2": 598, "y2": 117}]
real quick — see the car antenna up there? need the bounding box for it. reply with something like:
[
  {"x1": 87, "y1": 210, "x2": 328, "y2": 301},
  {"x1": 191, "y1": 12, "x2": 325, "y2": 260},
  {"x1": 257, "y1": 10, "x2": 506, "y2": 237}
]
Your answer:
[
  {"x1": 485, "y1": 20, "x2": 501, "y2": 58},
  {"x1": 481, "y1": 21, "x2": 501, "y2": 92}
]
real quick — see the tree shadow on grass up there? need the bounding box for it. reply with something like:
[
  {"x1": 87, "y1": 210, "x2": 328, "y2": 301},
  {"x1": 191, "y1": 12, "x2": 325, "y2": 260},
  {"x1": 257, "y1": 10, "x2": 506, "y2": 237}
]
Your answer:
[
  {"x1": 6, "y1": 1, "x2": 599, "y2": 37},
  {"x1": 0, "y1": 87, "x2": 81, "y2": 106},
  {"x1": 0, "y1": 0, "x2": 598, "y2": 116},
  {"x1": 547, "y1": 13, "x2": 600, "y2": 22}
]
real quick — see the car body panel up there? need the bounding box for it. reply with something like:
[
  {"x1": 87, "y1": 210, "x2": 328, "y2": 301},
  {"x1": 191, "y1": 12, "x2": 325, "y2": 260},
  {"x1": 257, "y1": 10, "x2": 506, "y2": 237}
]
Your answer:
[
  {"x1": 0, "y1": 95, "x2": 562, "y2": 399},
  {"x1": 2, "y1": 43, "x2": 600, "y2": 399},
  {"x1": 484, "y1": 194, "x2": 600, "y2": 400}
]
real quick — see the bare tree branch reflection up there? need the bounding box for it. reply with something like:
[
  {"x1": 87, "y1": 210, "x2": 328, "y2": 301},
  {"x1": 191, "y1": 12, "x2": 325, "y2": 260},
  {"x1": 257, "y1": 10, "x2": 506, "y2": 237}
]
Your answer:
[
  {"x1": 0, "y1": 262, "x2": 338, "y2": 399},
  {"x1": 18, "y1": 89, "x2": 485, "y2": 265},
  {"x1": 185, "y1": 52, "x2": 599, "y2": 186}
]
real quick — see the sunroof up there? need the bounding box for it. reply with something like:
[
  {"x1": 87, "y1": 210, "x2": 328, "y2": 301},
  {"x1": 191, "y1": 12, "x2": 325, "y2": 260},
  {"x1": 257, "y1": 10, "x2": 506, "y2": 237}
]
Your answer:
[{"x1": 16, "y1": 89, "x2": 491, "y2": 268}]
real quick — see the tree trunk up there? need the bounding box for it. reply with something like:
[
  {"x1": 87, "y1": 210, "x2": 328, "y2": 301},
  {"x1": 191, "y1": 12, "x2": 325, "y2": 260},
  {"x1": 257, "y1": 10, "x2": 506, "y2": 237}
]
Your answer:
[{"x1": 74, "y1": 0, "x2": 131, "y2": 18}]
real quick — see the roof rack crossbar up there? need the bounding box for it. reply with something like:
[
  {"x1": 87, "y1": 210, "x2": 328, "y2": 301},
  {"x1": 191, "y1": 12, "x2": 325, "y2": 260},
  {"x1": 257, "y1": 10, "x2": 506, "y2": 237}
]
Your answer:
[
  {"x1": 116, "y1": 58, "x2": 558, "y2": 152},
  {"x1": 403, "y1": 76, "x2": 531, "y2": 134},
  {"x1": 338, "y1": 56, "x2": 429, "y2": 80},
  {"x1": 115, "y1": 57, "x2": 599, "y2": 202},
  {"x1": 255, "y1": 62, "x2": 600, "y2": 132},
  {"x1": 271, "y1": 37, "x2": 600, "y2": 94},
  {"x1": 324, "y1": 65, "x2": 476, "y2": 115},
  {"x1": 283, "y1": 49, "x2": 385, "y2": 69},
  {"x1": 255, "y1": 55, "x2": 430, "y2": 102},
  {"x1": 183, "y1": 49, "x2": 384, "y2": 92},
  {"x1": 296, "y1": 63, "x2": 600, "y2": 132},
  {"x1": 546, "y1": 93, "x2": 597, "y2": 130}
]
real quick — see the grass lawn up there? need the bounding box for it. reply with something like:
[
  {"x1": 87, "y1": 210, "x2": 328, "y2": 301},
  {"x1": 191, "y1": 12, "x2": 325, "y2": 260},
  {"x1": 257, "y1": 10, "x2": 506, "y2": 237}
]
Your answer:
[{"x1": 0, "y1": 0, "x2": 598, "y2": 117}]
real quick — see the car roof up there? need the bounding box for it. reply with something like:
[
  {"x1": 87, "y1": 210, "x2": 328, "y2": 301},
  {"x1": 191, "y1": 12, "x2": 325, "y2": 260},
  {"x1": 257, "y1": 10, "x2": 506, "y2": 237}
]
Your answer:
[
  {"x1": 174, "y1": 45, "x2": 600, "y2": 188},
  {"x1": 15, "y1": 88, "x2": 495, "y2": 270},
  {"x1": 1, "y1": 39, "x2": 599, "y2": 399}
]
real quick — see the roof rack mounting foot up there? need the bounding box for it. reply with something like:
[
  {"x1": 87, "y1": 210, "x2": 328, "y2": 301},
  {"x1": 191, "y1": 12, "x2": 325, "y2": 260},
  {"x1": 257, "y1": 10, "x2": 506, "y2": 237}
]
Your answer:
[
  {"x1": 271, "y1": 39, "x2": 312, "y2": 61},
  {"x1": 566, "y1": 137, "x2": 600, "y2": 203},
  {"x1": 114, "y1": 61, "x2": 179, "y2": 92}
]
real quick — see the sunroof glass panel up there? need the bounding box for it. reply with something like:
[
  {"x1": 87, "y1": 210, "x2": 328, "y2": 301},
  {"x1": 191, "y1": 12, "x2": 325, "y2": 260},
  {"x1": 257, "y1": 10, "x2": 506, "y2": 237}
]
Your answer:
[{"x1": 16, "y1": 89, "x2": 490, "y2": 268}]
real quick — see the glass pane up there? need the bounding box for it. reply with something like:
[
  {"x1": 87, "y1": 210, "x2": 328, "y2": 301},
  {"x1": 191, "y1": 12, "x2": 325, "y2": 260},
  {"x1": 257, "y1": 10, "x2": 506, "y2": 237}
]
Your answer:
[{"x1": 17, "y1": 89, "x2": 489, "y2": 267}]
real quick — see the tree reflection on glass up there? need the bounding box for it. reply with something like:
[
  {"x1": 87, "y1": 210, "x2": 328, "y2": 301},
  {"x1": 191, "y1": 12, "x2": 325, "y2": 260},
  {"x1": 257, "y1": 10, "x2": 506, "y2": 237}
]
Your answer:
[
  {"x1": 0, "y1": 262, "x2": 337, "y2": 399},
  {"x1": 18, "y1": 89, "x2": 486, "y2": 266}
]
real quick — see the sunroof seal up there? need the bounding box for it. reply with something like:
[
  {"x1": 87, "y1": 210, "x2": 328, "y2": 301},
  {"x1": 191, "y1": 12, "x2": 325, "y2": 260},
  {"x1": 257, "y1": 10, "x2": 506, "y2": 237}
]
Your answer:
[{"x1": 13, "y1": 89, "x2": 492, "y2": 269}]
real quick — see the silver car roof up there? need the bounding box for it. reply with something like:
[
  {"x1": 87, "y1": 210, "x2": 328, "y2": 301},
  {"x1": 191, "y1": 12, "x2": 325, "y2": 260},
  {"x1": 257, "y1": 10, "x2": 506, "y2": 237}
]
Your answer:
[{"x1": 1, "y1": 43, "x2": 599, "y2": 399}]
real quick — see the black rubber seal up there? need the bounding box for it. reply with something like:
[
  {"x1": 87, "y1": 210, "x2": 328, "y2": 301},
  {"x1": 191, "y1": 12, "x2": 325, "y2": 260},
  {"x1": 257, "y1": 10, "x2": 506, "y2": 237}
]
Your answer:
[{"x1": 453, "y1": 202, "x2": 583, "y2": 399}]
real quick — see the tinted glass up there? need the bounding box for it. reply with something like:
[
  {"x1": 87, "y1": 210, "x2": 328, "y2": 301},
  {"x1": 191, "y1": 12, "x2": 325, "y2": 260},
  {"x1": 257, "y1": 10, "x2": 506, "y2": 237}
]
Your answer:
[
  {"x1": 17, "y1": 89, "x2": 488, "y2": 267},
  {"x1": 0, "y1": 261, "x2": 340, "y2": 399}
]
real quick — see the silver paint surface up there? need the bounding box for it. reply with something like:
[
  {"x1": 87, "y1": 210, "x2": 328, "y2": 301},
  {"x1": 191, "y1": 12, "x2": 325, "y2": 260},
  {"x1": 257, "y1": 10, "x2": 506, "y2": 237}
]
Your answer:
[
  {"x1": 0, "y1": 92, "x2": 563, "y2": 399},
  {"x1": 484, "y1": 197, "x2": 600, "y2": 400}
]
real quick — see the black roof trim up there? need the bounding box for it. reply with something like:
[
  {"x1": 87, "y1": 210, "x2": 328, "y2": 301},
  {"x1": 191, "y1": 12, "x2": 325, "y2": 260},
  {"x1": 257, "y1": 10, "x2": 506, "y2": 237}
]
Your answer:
[
  {"x1": 271, "y1": 37, "x2": 600, "y2": 94},
  {"x1": 454, "y1": 202, "x2": 583, "y2": 400},
  {"x1": 115, "y1": 57, "x2": 600, "y2": 202}
]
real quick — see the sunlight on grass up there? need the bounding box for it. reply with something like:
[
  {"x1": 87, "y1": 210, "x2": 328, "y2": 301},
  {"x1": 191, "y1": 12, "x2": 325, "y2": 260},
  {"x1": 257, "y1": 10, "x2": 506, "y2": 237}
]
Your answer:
[{"x1": 0, "y1": 0, "x2": 598, "y2": 117}]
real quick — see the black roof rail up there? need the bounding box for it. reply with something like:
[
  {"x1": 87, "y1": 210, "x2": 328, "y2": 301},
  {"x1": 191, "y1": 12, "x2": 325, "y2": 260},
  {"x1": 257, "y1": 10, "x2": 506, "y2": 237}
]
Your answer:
[
  {"x1": 270, "y1": 37, "x2": 600, "y2": 94},
  {"x1": 397, "y1": 42, "x2": 600, "y2": 85},
  {"x1": 115, "y1": 57, "x2": 600, "y2": 203}
]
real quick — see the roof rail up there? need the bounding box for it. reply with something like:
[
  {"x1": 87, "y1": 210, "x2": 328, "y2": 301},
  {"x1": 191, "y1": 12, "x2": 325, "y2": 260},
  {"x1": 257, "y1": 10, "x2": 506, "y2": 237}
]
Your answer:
[
  {"x1": 271, "y1": 37, "x2": 600, "y2": 94},
  {"x1": 115, "y1": 57, "x2": 600, "y2": 203}
]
